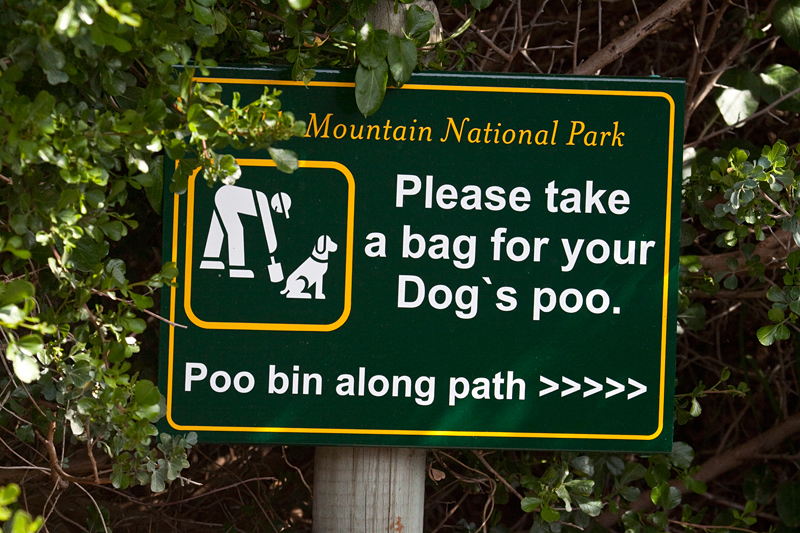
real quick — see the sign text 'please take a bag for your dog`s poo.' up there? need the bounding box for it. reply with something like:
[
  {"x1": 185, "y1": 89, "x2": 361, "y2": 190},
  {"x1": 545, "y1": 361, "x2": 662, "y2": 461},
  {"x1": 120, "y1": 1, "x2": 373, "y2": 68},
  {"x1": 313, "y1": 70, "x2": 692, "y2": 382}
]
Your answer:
[{"x1": 159, "y1": 67, "x2": 684, "y2": 452}]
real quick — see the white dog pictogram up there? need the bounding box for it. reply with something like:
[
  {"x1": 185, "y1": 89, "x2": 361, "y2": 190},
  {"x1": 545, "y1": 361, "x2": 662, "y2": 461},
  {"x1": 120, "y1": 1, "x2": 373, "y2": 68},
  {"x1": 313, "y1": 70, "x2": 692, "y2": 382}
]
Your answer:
[{"x1": 280, "y1": 235, "x2": 338, "y2": 299}]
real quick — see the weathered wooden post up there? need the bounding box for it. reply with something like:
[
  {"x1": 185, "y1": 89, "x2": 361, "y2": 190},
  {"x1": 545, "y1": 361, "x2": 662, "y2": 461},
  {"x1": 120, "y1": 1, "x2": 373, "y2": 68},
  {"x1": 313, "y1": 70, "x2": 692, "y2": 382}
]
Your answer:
[
  {"x1": 312, "y1": 3, "x2": 439, "y2": 531},
  {"x1": 313, "y1": 447, "x2": 426, "y2": 533}
]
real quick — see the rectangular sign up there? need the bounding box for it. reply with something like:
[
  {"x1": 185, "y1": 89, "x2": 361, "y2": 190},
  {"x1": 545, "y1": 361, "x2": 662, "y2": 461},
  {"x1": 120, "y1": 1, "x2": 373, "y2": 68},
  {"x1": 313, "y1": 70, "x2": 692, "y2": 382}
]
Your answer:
[{"x1": 160, "y1": 67, "x2": 683, "y2": 451}]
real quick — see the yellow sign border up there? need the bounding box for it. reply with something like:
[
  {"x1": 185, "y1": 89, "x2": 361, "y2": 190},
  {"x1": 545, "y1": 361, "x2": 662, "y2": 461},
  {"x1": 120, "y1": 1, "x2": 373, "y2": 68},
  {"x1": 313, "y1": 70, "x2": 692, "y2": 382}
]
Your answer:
[
  {"x1": 183, "y1": 159, "x2": 355, "y2": 331},
  {"x1": 167, "y1": 77, "x2": 676, "y2": 442}
]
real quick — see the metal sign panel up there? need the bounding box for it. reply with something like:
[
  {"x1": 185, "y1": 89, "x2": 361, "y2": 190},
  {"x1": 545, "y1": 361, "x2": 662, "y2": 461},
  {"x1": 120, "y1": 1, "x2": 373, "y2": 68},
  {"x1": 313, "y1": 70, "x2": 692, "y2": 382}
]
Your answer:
[{"x1": 159, "y1": 67, "x2": 683, "y2": 451}]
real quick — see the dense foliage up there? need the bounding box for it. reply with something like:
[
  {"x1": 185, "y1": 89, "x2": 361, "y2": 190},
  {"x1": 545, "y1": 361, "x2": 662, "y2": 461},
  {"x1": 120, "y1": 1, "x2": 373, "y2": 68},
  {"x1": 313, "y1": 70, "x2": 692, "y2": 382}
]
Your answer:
[{"x1": 1, "y1": 0, "x2": 799, "y2": 529}]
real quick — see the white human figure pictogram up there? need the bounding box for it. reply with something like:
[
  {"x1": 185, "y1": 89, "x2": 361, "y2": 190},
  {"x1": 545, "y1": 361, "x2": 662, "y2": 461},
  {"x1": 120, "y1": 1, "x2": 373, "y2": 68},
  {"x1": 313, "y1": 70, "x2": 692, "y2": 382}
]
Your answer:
[{"x1": 199, "y1": 185, "x2": 290, "y2": 281}]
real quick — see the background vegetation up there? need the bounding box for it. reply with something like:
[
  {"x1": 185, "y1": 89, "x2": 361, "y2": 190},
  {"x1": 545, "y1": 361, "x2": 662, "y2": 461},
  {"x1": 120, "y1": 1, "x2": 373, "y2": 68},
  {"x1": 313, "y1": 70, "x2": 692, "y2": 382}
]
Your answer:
[{"x1": 1, "y1": 0, "x2": 799, "y2": 530}]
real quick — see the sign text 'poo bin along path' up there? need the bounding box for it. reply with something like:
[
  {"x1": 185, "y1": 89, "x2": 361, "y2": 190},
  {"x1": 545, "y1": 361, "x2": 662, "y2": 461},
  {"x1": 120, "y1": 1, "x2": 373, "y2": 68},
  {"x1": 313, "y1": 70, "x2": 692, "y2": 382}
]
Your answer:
[{"x1": 159, "y1": 67, "x2": 684, "y2": 452}]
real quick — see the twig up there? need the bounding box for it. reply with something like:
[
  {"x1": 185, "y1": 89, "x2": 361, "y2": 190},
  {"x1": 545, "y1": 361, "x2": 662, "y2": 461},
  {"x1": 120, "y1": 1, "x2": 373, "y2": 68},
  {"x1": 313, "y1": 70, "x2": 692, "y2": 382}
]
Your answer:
[
  {"x1": 49, "y1": 503, "x2": 90, "y2": 532},
  {"x1": 670, "y1": 520, "x2": 759, "y2": 533},
  {"x1": 686, "y1": 0, "x2": 779, "y2": 125},
  {"x1": 572, "y1": 0, "x2": 581, "y2": 71},
  {"x1": 573, "y1": 0, "x2": 694, "y2": 75},
  {"x1": 597, "y1": 0, "x2": 602, "y2": 53},
  {"x1": 0, "y1": 341, "x2": 47, "y2": 419},
  {"x1": 90, "y1": 288, "x2": 188, "y2": 328},
  {"x1": 472, "y1": 451, "x2": 524, "y2": 501},
  {"x1": 685, "y1": 0, "x2": 731, "y2": 129},
  {"x1": 150, "y1": 476, "x2": 278, "y2": 507},
  {"x1": 429, "y1": 491, "x2": 470, "y2": 533},
  {"x1": 37, "y1": 421, "x2": 112, "y2": 487},
  {"x1": 454, "y1": 9, "x2": 511, "y2": 61},
  {"x1": 699, "y1": 491, "x2": 782, "y2": 521},
  {"x1": 760, "y1": 189, "x2": 793, "y2": 219},
  {"x1": 73, "y1": 482, "x2": 110, "y2": 533},
  {"x1": 283, "y1": 446, "x2": 312, "y2": 498},
  {"x1": 687, "y1": 84, "x2": 800, "y2": 147},
  {"x1": 141, "y1": 305, "x2": 187, "y2": 328},
  {"x1": 86, "y1": 422, "x2": 100, "y2": 484},
  {"x1": 597, "y1": 412, "x2": 800, "y2": 527}
]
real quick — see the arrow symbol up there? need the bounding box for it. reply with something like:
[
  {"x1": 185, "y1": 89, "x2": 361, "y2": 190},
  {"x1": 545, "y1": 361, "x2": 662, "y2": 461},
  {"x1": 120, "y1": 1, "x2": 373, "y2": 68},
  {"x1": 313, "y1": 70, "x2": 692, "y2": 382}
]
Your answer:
[
  {"x1": 561, "y1": 376, "x2": 580, "y2": 397},
  {"x1": 627, "y1": 378, "x2": 647, "y2": 399},
  {"x1": 605, "y1": 378, "x2": 625, "y2": 398},
  {"x1": 539, "y1": 376, "x2": 559, "y2": 396},
  {"x1": 583, "y1": 377, "x2": 603, "y2": 397}
]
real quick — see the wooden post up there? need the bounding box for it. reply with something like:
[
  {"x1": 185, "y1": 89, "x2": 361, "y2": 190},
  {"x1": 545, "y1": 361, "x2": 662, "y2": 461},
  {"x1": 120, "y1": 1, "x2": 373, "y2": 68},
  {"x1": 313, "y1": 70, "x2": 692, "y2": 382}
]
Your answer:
[{"x1": 313, "y1": 447, "x2": 426, "y2": 533}]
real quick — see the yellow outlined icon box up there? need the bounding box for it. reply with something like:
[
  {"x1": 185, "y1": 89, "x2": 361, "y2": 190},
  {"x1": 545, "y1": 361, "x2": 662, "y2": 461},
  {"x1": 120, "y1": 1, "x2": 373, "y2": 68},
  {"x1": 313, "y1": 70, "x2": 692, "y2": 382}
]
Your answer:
[{"x1": 181, "y1": 159, "x2": 355, "y2": 331}]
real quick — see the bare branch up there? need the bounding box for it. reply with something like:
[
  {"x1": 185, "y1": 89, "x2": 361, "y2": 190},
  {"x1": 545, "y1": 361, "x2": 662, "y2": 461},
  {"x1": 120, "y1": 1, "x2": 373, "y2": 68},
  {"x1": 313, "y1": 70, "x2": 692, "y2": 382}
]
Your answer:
[{"x1": 573, "y1": 0, "x2": 694, "y2": 75}]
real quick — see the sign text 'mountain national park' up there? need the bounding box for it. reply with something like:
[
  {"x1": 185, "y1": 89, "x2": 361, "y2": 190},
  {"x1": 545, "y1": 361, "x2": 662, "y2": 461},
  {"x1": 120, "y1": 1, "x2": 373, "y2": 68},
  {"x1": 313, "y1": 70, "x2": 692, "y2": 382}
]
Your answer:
[
  {"x1": 160, "y1": 68, "x2": 684, "y2": 451},
  {"x1": 305, "y1": 113, "x2": 627, "y2": 148}
]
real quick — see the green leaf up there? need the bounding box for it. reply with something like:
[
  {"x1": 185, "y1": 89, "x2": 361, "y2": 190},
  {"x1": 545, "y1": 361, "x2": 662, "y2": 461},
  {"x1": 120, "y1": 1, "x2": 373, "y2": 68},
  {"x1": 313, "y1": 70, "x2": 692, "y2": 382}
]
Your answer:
[
  {"x1": 356, "y1": 23, "x2": 390, "y2": 68},
  {"x1": 151, "y1": 468, "x2": 166, "y2": 492},
  {"x1": 652, "y1": 483, "x2": 682, "y2": 510},
  {"x1": 605, "y1": 456, "x2": 625, "y2": 475},
  {"x1": 0, "y1": 280, "x2": 35, "y2": 306},
  {"x1": 774, "y1": 0, "x2": 800, "y2": 49},
  {"x1": 268, "y1": 147, "x2": 299, "y2": 174},
  {"x1": 650, "y1": 510, "x2": 668, "y2": 529},
  {"x1": 570, "y1": 456, "x2": 594, "y2": 476},
  {"x1": 620, "y1": 461, "x2": 647, "y2": 485},
  {"x1": 671, "y1": 441, "x2": 694, "y2": 469},
  {"x1": 101, "y1": 220, "x2": 126, "y2": 241},
  {"x1": 192, "y1": 1, "x2": 216, "y2": 25},
  {"x1": 757, "y1": 324, "x2": 780, "y2": 346},
  {"x1": 650, "y1": 482, "x2": 667, "y2": 506},
  {"x1": 760, "y1": 64, "x2": 800, "y2": 112},
  {"x1": 788, "y1": 249, "x2": 800, "y2": 272},
  {"x1": 12, "y1": 353, "x2": 41, "y2": 384},
  {"x1": 16, "y1": 335, "x2": 43, "y2": 357},
  {"x1": 145, "y1": 156, "x2": 164, "y2": 214},
  {"x1": 565, "y1": 479, "x2": 594, "y2": 496},
  {"x1": 111, "y1": 469, "x2": 132, "y2": 489},
  {"x1": 619, "y1": 485, "x2": 641, "y2": 502},
  {"x1": 689, "y1": 397, "x2": 702, "y2": 417},
  {"x1": 9, "y1": 510, "x2": 43, "y2": 533},
  {"x1": 0, "y1": 484, "x2": 21, "y2": 506},
  {"x1": 521, "y1": 496, "x2": 543, "y2": 513},
  {"x1": 540, "y1": 504, "x2": 560, "y2": 523},
  {"x1": 0, "y1": 305, "x2": 26, "y2": 327},
  {"x1": 130, "y1": 292, "x2": 154, "y2": 309},
  {"x1": 213, "y1": 10, "x2": 228, "y2": 33},
  {"x1": 680, "y1": 222, "x2": 698, "y2": 247},
  {"x1": 469, "y1": 0, "x2": 492, "y2": 9},
  {"x1": 106, "y1": 258, "x2": 127, "y2": 286},
  {"x1": 134, "y1": 380, "x2": 162, "y2": 420},
  {"x1": 743, "y1": 464, "x2": 777, "y2": 505},
  {"x1": 36, "y1": 40, "x2": 66, "y2": 73},
  {"x1": 578, "y1": 499, "x2": 603, "y2": 517},
  {"x1": 715, "y1": 69, "x2": 761, "y2": 126},
  {"x1": 67, "y1": 236, "x2": 110, "y2": 272},
  {"x1": 119, "y1": 314, "x2": 147, "y2": 333},
  {"x1": 682, "y1": 474, "x2": 707, "y2": 495},
  {"x1": 679, "y1": 304, "x2": 706, "y2": 331},
  {"x1": 768, "y1": 307, "x2": 786, "y2": 322},
  {"x1": 387, "y1": 36, "x2": 416, "y2": 87},
  {"x1": 135, "y1": 380, "x2": 161, "y2": 406},
  {"x1": 349, "y1": 0, "x2": 379, "y2": 18},
  {"x1": 406, "y1": 5, "x2": 435, "y2": 45},
  {"x1": 777, "y1": 482, "x2": 800, "y2": 527},
  {"x1": 355, "y1": 62, "x2": 388, "y2": 116}
]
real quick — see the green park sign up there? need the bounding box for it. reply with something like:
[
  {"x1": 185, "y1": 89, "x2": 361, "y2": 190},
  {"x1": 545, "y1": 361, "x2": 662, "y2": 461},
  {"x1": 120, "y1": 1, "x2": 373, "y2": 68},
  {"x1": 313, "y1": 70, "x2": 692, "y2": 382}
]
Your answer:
[{"x1": 159, "y1": 67, "x2": 684, "y2": 451}]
